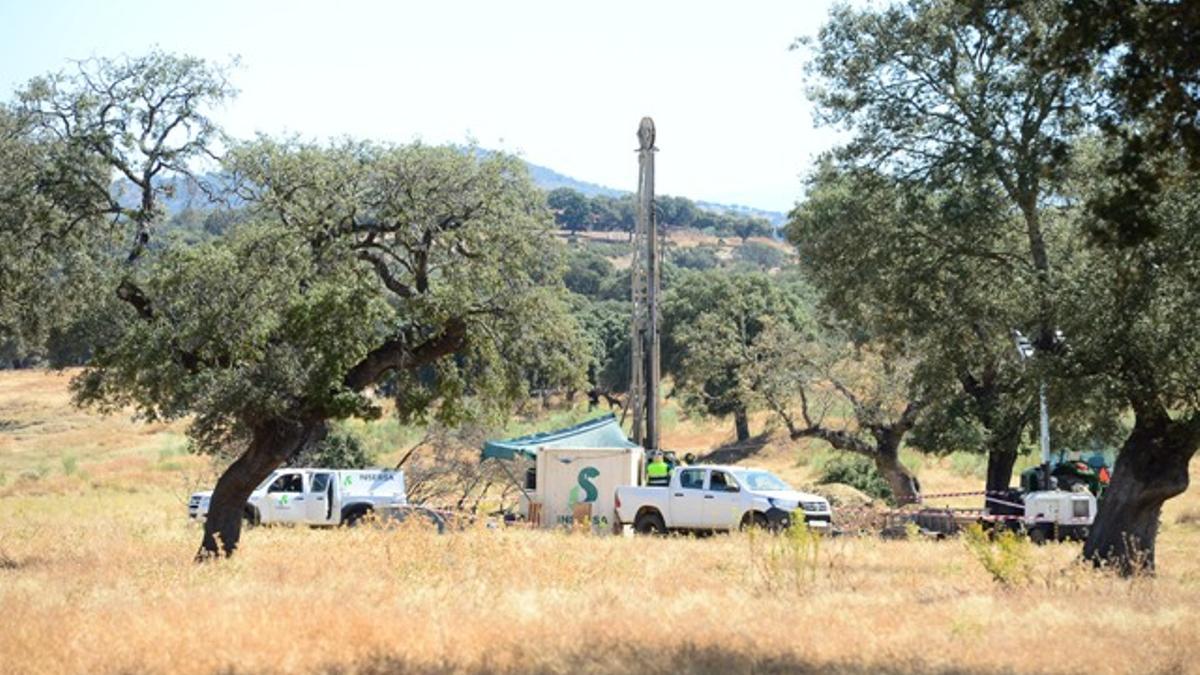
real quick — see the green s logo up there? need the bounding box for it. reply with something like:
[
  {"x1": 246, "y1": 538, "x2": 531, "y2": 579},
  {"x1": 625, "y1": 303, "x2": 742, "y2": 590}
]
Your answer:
[{"x1": 568, "y1": 466, "x2": 600, "y2": 507}]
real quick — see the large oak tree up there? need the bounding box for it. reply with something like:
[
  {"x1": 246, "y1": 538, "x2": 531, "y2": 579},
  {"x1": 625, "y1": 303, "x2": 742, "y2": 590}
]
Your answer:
[
  {"x1": 799, "y1": 0, "x2": 1090, "y2": 491},
  {"x1": 9, "y1": 52, "x2": 586, "y2": 558}
]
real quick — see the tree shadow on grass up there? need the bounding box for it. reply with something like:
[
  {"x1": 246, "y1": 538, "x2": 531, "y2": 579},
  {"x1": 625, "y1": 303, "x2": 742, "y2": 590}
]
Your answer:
[
  {"x1": 696, "y1": 432, "x2": 770, "y2": 465},
  {"x1": 329, "y1": 643, "x2": 1018, "y2": 675}
]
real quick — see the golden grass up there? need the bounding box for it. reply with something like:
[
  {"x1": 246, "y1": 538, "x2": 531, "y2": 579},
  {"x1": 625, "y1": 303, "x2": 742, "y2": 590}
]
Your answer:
[
  {"x1": 2, "y1": 370, "x2": 1200, "y2": 674},
  {"x1": 2, "y1": 494, "x2": 1199, "y2": 675}
]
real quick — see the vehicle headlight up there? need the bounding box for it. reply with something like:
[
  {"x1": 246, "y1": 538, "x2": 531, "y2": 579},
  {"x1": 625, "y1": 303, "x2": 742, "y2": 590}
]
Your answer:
[{"x1": 769, "y1": 498, "x2": 798, "y2": 511}]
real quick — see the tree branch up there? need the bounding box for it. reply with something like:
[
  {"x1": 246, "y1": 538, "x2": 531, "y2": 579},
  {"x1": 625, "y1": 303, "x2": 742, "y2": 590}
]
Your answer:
[
  {"x1": 356, "y1": 251, "x2": 414, "y2": 298},
  {"x1": 343, "y1": 318, "x2": 468, "y2": 392}
]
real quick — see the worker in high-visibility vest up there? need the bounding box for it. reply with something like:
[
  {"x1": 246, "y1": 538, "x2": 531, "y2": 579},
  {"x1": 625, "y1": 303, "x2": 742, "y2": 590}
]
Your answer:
[{"x1": 647, "y1": 451, "x2": 670, "y2": 486}]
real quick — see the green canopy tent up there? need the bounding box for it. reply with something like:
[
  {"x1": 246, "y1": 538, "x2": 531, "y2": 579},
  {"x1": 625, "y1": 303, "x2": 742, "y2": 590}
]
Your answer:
[
  {"x1": 481, "y1": 413, "x2": 640, "y2": 461},
  {"x1": 481, "y1": 414, "x2": 642, "y2": 510}
]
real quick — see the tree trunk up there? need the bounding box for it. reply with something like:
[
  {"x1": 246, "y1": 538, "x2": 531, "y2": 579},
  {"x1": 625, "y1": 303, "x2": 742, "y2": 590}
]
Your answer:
[
  {"x1": 985, "y1": 447, "x2": 1018, "y2": 494},
  {"x1": 734, "y1": 408, "x2": 751, "y2": 443},
  {"x1": 959, "y1": 363, "x2": 1027, "y2": 495},
  {"x1": 1083, "y1": 408, "x2": 1198, "y2": 575},
  {"x1": 197, "y1": 417, "x2": 321, "y2": 560},
  {"x1": 981, "y1": 412, "x2": 1024, "y2": 494},
  {"x1": 874, "y1": 448, "x2": 919, "y2": 504}
]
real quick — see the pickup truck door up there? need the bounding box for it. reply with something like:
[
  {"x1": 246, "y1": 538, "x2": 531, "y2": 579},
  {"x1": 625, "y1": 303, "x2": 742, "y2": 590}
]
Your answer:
[
  {"x1": 305, "y1": 472, "x2": 337, "y2": 525},
  {"x1": 702, "y1": 470, "x2": 744, "y2": 529},
  {"x1": 670, "y1": 468, "x2": 708, "y2": 528},
  {"x1": 264, "y1": 471, "x2": 306, "y2": 524}
]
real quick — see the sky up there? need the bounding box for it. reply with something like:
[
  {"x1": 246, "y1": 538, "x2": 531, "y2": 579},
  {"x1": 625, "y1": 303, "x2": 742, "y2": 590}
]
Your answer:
[{"x1": 0, "y1": 0, "x2": 841, "y2": 213}]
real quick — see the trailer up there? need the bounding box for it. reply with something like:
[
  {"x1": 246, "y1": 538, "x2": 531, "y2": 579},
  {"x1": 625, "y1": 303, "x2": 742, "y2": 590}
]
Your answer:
[{"x1": 889, "y1": 487, "x2": 1097, "y2": 543}]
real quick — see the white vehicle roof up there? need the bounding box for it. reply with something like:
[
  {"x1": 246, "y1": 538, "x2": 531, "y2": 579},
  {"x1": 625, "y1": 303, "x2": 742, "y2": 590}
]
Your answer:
[
  {"x1": 678, "y1": 465, "x2": 770, "y2": 473},
  {"x1": 274, "y1": 467, "x2": 400, "y2": 473}
]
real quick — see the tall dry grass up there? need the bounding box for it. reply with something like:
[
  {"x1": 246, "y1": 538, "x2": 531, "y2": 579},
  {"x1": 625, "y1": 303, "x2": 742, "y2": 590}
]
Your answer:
[
  {"x1": 3, "y1": 369, "x2": 1200, "y2": 674},
  {"x1": 1, "y1": 490, "x2": 1199, "y2": 675}
]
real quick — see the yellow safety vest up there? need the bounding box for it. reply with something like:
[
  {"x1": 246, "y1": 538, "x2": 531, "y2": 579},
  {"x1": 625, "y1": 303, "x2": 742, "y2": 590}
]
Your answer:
[{"x1": 647, "y1": 461, "x2": 669, "y2": 478}]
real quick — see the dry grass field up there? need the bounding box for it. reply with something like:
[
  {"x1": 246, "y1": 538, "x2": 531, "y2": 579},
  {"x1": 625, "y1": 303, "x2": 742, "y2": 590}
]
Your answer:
[{"x1": 2, "y1": 369, "x2": 1199, "y2": 675}]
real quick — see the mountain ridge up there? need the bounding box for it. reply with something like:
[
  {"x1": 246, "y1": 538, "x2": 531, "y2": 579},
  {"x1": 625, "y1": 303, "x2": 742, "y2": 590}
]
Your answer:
[
  {"x1": 117, "y1": 154, "x2": 788, "y2": 227},
  {"x1": 523, "y1": 160, "x2": 786, "y2": 226}
]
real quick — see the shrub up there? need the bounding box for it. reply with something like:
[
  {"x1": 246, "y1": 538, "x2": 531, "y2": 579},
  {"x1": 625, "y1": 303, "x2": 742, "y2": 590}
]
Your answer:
[
  {"x1": 733, "y1": 241, "x2": 788, "y2": 270},
  {"x1": 949, "y1": 452, "x2": 988, "y2": 479},
  {"x1": 61, "y1": 455, "x2": 77, "y2": 476},
  {"x1": 670, "y1": 246, "x2": 720, "y2": 271},
  {"x1": 818, "y1": 454, "x2": 892, "y2": 503},
  {"x1": 290, "y1": 430, "x2": 376, "y2": 469},
  {"x1": 748, "y1": 517, "x2": 823, "y2": 594},
  {"x1": 963, "y1": 523, "x2": 1032, "y2": 586}
]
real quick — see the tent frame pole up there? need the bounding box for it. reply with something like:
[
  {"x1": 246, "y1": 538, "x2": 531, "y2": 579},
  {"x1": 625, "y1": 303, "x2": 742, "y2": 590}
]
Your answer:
[{"x1": 492, "y1": 456, "x2": 534, "y2": 506}]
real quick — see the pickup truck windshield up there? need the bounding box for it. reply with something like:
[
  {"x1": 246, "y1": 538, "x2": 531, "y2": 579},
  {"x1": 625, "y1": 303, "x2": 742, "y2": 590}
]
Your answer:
[{"x1": 731, "y1": 470, "x2": 791, "y2": 492}]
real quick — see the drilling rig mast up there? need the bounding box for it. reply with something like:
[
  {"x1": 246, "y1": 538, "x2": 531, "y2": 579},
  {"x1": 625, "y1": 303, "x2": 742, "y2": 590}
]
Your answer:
[{"x1": 629, "y1": 117, "x2": 660, "y2": 451}]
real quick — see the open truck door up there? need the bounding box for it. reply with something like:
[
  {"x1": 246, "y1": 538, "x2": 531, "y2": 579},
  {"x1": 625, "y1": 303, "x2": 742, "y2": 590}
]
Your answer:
[{"x1": 305, "y1": 471, "x2": 338, "y2": 525}]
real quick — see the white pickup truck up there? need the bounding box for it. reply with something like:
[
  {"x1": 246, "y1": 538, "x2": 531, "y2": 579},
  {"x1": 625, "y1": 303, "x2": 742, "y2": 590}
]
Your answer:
[
  {"x1": 188, "y1": 468, "x2": 407, "y2": 527},
  {"x1": 614, "y1": 464, "x2": 832, "y2": 534}
]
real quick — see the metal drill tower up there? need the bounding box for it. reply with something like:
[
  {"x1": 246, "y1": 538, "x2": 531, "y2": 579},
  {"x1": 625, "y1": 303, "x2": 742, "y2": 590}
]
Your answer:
[{"x1": 630, "y1": 117, "x2": 661, "y2": 451}]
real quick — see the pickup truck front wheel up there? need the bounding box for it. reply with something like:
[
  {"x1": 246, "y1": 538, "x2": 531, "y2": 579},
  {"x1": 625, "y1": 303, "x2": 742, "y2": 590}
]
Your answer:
[
  {"x1": 243, "y1": 506, "x2": 261, "y2": 528},
  {"x1": 634, "y1": 511, "x2": 666, "y2": 535},
  {"x1": 740, "y1": 512, "x2": 770, "y2": 531}
]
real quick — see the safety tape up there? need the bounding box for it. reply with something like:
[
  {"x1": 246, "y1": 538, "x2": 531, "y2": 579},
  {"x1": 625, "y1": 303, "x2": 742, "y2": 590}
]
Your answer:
[
  {"x1": 821, "y1": 503, "x2": 1090, "y2": 528},
  {"x1": 895, "y1": 489, "x2": 1017, "y2": 504}
]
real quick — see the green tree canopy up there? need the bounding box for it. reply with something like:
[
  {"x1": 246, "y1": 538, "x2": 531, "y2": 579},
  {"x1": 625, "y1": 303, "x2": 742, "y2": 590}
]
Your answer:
[
  {"x1": 0, "y1": 105, "x2": 114, "y2": 362},
  {"x1": 797, "y1": 0, "x2": 1093, "y2": 492},
  {"x1": 547, "y1": 187, "x2": 590, "y2": 231},
  {"x1": 662, "y1": 270, "x2": 814, "y2": 442}
]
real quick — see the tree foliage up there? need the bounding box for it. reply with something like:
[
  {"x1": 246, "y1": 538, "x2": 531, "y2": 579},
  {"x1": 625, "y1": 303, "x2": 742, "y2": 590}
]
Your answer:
[
  {"x1": 542, "y1": 187, "x2": 774, "y2": 238},
  {"x1": 1056, "y1": 1, "x2": 1200, "y2": 247},
  {"x1": 798, "y1": 0, "x2": 1200, "y2": 573},
  {"x1": 547, "y1": 187, "x2": 590, "y2": 232},
  {"x1": 662, "y1": 271, "x2": 813, "y2": 441},
  {"x1": 2, "y1": 51, "x2": 588, "y2": 557},
  {"x1": 743, "y1": 320, "x2": 925, "y2": 502},
  {"x1": 0, "y1": 106, "x2": 114, "y2": 361},
  {"x1": 796, "y1": 0, "x2": 1096, "y2": 492},
  {"x1": 569, "y1": 295, "x2": 631, "y2": 396},
  {"x1": 73, "y1": 139, "x2": 586, "y2": 454},
  {"x1": 17, "y1": 51, "x2": 237, "y2": 260},
  {"x1": 289, "y1": 428, "x2": 376, "y2": 470}
]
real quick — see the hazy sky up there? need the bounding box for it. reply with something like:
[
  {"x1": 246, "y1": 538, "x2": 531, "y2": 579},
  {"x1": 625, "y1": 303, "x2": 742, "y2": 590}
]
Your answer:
[{"x1": 0, "y1": 1, "x2": 841, "y2": 213}]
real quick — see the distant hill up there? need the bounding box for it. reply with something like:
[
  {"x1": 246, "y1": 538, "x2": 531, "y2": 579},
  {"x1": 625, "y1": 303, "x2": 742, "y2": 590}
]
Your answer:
[
  {"x1": 692, "y1": 200, "x2": 787, "y2": 227},
  {"x1": 523, "y1": 162, "x2": 625, "y2": 199},
  {"x1": 115, "y1": 154, "x2": 788, "y2": 227},
  {"x1": 523, "y1": 160, "x2": 787, "y2": 227}
]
